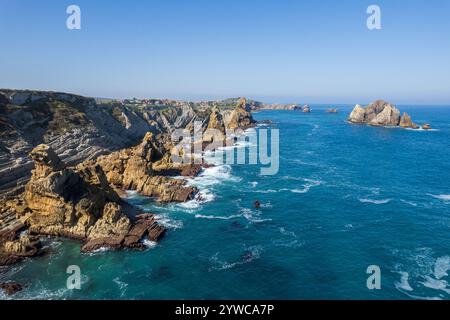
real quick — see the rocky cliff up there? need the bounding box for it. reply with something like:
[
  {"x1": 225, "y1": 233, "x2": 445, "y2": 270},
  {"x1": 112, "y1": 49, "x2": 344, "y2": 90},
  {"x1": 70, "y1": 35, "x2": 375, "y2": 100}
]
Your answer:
[
  {"x1": 0, "y1": 90, "x2": 256, "y2": 198},
  {"x1": 0, "y1": 143, "x2": 166, "y2": 261}
]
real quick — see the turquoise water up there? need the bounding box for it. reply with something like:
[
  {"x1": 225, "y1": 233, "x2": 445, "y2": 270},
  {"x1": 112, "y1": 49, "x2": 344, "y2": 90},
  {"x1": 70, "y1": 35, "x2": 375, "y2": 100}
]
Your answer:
[{"x1": 2, "y1": 106, "x2": 450, "y2": 300}]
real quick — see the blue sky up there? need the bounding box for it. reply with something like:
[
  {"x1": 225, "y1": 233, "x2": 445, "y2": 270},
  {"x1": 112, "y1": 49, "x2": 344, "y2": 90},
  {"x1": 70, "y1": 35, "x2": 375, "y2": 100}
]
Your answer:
[{"x1": 0, "y1": 0, "x2": 449, "y2": 104}]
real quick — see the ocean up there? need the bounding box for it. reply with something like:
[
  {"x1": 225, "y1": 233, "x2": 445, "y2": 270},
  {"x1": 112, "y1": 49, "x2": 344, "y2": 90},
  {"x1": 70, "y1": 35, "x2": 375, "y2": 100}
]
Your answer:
[{"x1": 2, "y1": 105, "x2": 450, "y2": 300}]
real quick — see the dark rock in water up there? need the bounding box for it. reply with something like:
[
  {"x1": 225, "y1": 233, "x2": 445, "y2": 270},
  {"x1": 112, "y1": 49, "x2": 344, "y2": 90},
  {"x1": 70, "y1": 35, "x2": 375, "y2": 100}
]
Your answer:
[
  {"x1": 0, "y1": 282, "x2": 23, "y2": 295},
  {"x1": 422, "y1": 123, "x2": 432, "y2": 130},
  {"x1": 254, "y1": 200, "x2": 261, "y2": 209}
]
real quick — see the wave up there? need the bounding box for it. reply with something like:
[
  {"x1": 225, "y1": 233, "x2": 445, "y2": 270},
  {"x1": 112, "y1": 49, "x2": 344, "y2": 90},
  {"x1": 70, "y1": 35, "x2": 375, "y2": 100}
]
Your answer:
[
  {"x1": 434, "y1": 256, "x2": 450, "y2": 279},
  {"x1": 358, "y1": 198, "x2": 392, "y2": 205},
  {"x1": 429, "y1": 194, "x2": 450, "y2": 201},
  {"x1": 142, "y1": 239, "x2": 157, "y2": 249},
  {"x1": 255, "y1": 189, "x2": 278, "y2": 194},
  {"x1": 394, "y1": 271, "x2": 414, "y2": 292},
  {"x1": 195, "y1": 214, "x2": 242, "y2": 220},
  {"x1": 154, "y1": 214, "x2": 184, "y2": 229},
  {"x1": 113, "y1": 277, "x2": 129, "y2": 297},
  {"x1": 393, "y1": 248, "x2": 450, "y2": 299},
  {"x1": 208, "y1": 246, "x2": 262, "y2": 271},
  {"x1": 401, "y1": 199, "x2": 418, "y2": 207},
  {"x1": 405, "y1": 127, "x2": 439, "y2": 132}
]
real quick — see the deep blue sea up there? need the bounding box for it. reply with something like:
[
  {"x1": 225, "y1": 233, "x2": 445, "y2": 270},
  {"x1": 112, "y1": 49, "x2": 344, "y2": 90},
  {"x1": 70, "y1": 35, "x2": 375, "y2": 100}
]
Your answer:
[{"x1": 2, "y1": 105, "x2": 450, "y2": 300}]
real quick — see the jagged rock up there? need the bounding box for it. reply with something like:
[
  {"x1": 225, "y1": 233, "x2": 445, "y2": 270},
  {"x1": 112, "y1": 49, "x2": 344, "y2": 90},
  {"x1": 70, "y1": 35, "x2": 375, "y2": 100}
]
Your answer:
[
  {"x1": 96, "y1": 133, "x2": 197, "y2": 202},
  {"x1": 368, "y1": 103, "x2": 400, "y2": 126},
  {"x1": 422, "y1": 123, "x2": 431, "y2": 130},
  {"x1": 302, "y1": 105, "x2": 311, "y2": 113},
  {"x1": 203, "y1": 108, "x2": 226, "y2": 142},
  {"x1": 22, "y1": 144, "x2": 134, "y2": 241},
  {"x1": 399, "y1": 112, "x2": 419, "y2": 129},
  {"x1": 0, "y1": 225, "x2": 42, "y2": 266},
  {"x1": 0, "y1": 282, "x2": 23, "y2": 296},
  {"x1": 348, "y1": 100, "x2": 414, "y2": 128},
  {"x1": 227, "y1": 98, "x2": 256, "y2": 130},
  {"x1": 348, "y1": 104, "x2": 366, "y2": 123}
]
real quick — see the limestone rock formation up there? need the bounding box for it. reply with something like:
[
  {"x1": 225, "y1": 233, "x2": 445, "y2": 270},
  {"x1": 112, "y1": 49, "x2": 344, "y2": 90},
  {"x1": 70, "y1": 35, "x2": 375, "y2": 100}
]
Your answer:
[
  {"x1": 94, "y1": 132, "x2": 197, "y2": 202},
  {"x1": 11, "y1": 144, "x2": 167, "y2": 251},
  {"x1": 348, "y1": 100, "x2": 416, "y2": 128},
  {"x1": 399, "y1": 112, "x2": 419, "y2": 129},
  {"x1": 0, "y1": 224, "x2": 42, "y2": 266},
  {"x1": 227, "y1": 98, "x2": 256, "y2": 130},
  {"x1": 348, "y1": 104, "x2": 366, "y2": 123},
  {"x1": 302, "y1": 105, "x2": 311, "y2": 113},
  {"x1": 203, "y1": 108, "x2": 226, "y2": 142}
]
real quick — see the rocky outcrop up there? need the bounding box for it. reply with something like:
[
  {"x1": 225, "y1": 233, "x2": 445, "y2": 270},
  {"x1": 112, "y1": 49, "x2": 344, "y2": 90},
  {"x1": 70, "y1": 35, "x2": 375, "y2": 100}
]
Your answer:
[
  {"x1": 0, "y1": 144, "x2": 167, "y2": 254},
  {"x1": 327, "y1": 108, "x2": 338, "y2": 113},
  {"x1": 226, "y1": 98, "x2": 256, "y2": 130},
  {"x1": 0, "y1": 224, "x2": 43, "y2": 266},
  {"x1": 0, "y1": 282, "x2": 23, "y2": 296},
  {"x1": 348, "y1": 100, "x2": 421, "y2": 129},
  {"x1": 94, "y1": 132, "x2": 197, "y2": 202},
  {"x1": 203, "y1": 108, "x2": 226, "y2": 142},
  {"x1": 0, "y1": 90, "x2": 259, "y2": 198},
  {"x1": 399, "y1": 112, "x2": 419, "y2": 129},
  {"x1": 422, "y1": 123, "x2": 431, "y2": 130},
  {"x1": 302, "y1": 105, "x2": 311, "y2": 113}
]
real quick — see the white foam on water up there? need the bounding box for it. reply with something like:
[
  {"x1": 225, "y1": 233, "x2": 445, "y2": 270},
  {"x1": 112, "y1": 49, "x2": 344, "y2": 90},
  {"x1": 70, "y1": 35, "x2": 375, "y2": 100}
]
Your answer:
[
  {"x1": 420, "y1": 276, "x2": 450, "y2": 295},
  {"x1": 434, "y1": 256, "x2": 450, "y2": 279},
  {"x1": 358, "y1": 198, "x2": 392, "y2": 205},
  {"x1": 393, "y1": 248, "x2": 450, "y2": 299},
  {"x1": 113, "y1": 277, "x2": 129, "y2": 297},
  {"x1": 279, "y1": 227, "x2": 297, "y2": 238},
  {"x1": 154, "y1": 214, "x2": 183, "y2": 229},
  {"x1": 401, "y1": 199, "x2": 418, "y2": 207},
  {"x1": 240, "y1": 207, "x2": 272, "y2": 223},
  {"x1": 142, "y1": 239, "x2": 158, "y2": 249},
  {"x1": 395, "y1": 272, "x2": 414, "y2": 292},
  {"x1": 195, "y1": 214, "x2": 242, "y2": 220},
  {"x1": 255, "y1": 189, "x2": 278, "y2": 194},
  {"x1": 405, "y1": 127, "x2": 439, "y2": 132},
  {"x1": 249, "y1": 181, "x2": 258, "y2": 188},
  {"x1": 260, "y1": 201, "x2": 273, "y2": 208},
  {"x1": 178, "y1": 189, "x2": 216, "y2": 210},
  {"x1": 208, "y1": 246, "x2": 263, "y2": 271},
  {"x1": 429, "y1": 194, "x2": 450, "y2": 201}
]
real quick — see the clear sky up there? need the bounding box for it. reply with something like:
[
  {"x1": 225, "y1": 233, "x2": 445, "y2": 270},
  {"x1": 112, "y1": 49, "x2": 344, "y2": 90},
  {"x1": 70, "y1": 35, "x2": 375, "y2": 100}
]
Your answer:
[{"x1": 0, "y1": 0, "x2": 449, "y2": 104}]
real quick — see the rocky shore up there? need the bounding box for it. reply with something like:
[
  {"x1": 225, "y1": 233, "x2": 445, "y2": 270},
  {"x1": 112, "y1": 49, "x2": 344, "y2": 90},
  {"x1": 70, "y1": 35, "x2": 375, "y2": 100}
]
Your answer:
[
  {"x1": 348, "y1": 100, "x2": 429, "y2": 129},
  {"x1": 0, "y1": 91, "x2": 256, "y2": 295}
]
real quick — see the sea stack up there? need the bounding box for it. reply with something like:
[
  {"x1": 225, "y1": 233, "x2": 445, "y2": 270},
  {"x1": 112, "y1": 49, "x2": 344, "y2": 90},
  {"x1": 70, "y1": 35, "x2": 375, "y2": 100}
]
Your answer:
[{"x1": 348, "y1": 100, "x2": 423, "y2": 129}]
